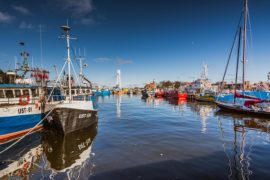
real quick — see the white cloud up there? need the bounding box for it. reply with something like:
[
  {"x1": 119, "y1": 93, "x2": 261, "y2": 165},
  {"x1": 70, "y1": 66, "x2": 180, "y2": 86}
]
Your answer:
[
  {"x1": 81, "y1": 18, "x2": 96, "y2": 26},
  {"x1": 0, "y1": 12, "x2": 14, "y2": 23},
  {"x1": 94, "y1": 57, "x2": 111, "y2": 63},
  {"x1": 61, "y1": 0, "x2": 94, "y2": 18},
  {"x1": 19, "y1": 21, "x2": 34, "y2": 29},
  {"x1": 12, "y1": 5, "x2": 32, "y2": 16},
  {"x1": 116, "y1": 58, "x2": 133, "y2": 65}
]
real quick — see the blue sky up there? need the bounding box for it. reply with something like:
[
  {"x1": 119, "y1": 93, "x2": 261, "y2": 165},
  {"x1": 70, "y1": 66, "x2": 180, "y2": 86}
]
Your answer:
[{"x1": 0, "y1": 0, "x2": 270, "y2": 87}]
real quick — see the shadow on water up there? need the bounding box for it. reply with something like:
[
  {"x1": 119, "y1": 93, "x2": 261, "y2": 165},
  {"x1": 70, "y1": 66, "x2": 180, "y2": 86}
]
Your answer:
[{"x1": 89, "y1": 150, "x2": 269, "y2": 180}]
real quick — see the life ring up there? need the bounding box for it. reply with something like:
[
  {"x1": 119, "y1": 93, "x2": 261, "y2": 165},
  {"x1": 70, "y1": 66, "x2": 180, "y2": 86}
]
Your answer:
[{"x1": 19, "y1": 96, "x2": 30, "y2": 106}]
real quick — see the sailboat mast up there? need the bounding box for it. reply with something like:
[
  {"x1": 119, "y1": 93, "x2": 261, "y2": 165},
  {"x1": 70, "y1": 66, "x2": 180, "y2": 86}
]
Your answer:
[
  {"x1": 242, "y1": 0, "x2": 248, "y2": 91},
  {"x1": 234, "y1": 28, "x2": 242, "y2": 104}
]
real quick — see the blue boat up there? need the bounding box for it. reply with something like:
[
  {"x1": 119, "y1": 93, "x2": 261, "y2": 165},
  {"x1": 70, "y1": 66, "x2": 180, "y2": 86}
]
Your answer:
[
  {"x1": 0, "y1": 44, "x2": 49, "y2": 145},
  {"x1": 94, "y1": 89, "x2": 111, "y2": 96}
]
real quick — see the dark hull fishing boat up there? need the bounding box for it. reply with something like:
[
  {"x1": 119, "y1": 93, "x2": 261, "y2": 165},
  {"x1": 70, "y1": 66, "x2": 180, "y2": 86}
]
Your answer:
[
  {"x1": 216, "y1": 101, "x2": 270, "y2": 117},
  {"x1": 45, "y1": 105, "x2": 98, "y2": 133},
  {"x1": 44, "y1": 24, "x2": 98, "y2": 134}
]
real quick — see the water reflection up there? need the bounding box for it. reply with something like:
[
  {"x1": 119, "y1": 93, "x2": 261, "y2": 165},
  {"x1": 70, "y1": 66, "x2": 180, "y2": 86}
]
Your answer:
[
  {"x1": 42, "y1": 123, "x2": 97, "y2": 172},
  {"x1": 216, "y1": 110, "x2": 270, "y2": 180},
  {"x1": 190, "y1": 102, "x2": 215, "y2": 134},
  {"x1": 0, "y1": 123, "x2": 97, "y2": 179},
  {"x1": 115, "y1": 95, "x2": 122, "y2": 118}
]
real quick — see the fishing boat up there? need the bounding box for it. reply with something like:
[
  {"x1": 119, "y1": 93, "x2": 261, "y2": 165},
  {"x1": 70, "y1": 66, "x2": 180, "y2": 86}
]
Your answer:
[
  {"x1": 155, "y1": 90, "x2": 165, "y2": 98},
  {"x1": 44, "y1": 24, "x2": 98, "y2": 134},
  {"x1": 141, "y1": 90, "x2": 149, "y2": 99},
  {"x1": 215, "y1": 0, "x2": 270, "y2": 117},
  {"x1": 0, "y1": 44, "x2": 49, "y2": 145},
  {"x1": 168, "y1": 90, "x2": 187, "y2": 100},
  {"x1": 195, "y1": 90, "x2": 216, "y2": 102}
]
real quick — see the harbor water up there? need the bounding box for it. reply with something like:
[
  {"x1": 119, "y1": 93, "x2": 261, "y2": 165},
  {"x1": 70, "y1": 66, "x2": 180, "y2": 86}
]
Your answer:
[{"x1": 1, "y1": 95, "x2": 270, "y2": 179}]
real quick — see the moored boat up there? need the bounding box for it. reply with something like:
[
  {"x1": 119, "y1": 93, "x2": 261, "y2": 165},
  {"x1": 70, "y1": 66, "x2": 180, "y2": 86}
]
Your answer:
[
  {"x1": 155, "y1": 90, "x2": 165, "y2": 98},
  {"x1": 215, "y1": 0, "x2": 270, "y2": 117},
  {"x1": 44, "y1": 24, "x2": 98, "y2": 134},
  {"x1": 0, "y1": 44, "x2": 49, "y2": 145},
  {"x1": 167, "y1": 90, "x2": 187, "y2": 100}
]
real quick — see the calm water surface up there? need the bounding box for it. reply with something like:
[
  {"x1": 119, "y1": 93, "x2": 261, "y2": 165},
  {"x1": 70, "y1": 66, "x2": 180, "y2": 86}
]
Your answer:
[{"x1": 1, "y1": 95, "x2": 270, "y2": 180}]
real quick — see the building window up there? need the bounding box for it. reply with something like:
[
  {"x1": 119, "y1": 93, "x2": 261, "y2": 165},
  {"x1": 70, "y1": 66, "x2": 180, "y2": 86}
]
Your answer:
[
  {"x1": 15, "y1": 90, "x2": 21, "y2": 97},
  {"x1": 6, "y1": 90, "x2": 14, "y2": 98}
]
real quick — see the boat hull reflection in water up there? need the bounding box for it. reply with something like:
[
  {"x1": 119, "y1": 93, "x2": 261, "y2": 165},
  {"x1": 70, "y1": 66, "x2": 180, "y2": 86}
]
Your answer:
[{"x1": 42, "y1": 122, "x2": 97, "y2": 171}]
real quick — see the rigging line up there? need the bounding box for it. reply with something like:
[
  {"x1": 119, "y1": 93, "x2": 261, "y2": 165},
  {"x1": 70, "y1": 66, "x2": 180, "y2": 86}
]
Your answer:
[
  {"x1": 247, "y1": 5, "x2": 253, "y2": 65},
  {"x1": 0, "y1": 59, "x2": 69, "y2": 154},
  {"x1": 70, "y1": 60, "x2": 81, "y2": 88},
  {"x1": 0, "y1": 107, "x2": 54, "y2": 155},
  {"x1": 71, "y1": 46, "x2": 81, "y2": 69},
  {"x1": 220, "y1": 13, "x2": 243, "y2": 94},
  {"x1": 47, "y1": 60, "x2": 68, "y2": 100},
  {"x1": 234, "y1": 27, "x2": 242, "y2": 104}
]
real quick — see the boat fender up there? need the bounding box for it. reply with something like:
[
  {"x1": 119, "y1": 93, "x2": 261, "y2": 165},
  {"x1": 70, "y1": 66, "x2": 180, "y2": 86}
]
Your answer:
[{"x1": 19, "y1": 96, "x2": 29, "y2": 106}]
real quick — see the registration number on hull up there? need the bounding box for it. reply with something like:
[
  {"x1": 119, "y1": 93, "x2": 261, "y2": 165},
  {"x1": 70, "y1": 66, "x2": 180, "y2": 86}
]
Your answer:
[
  {"x1": 78, "y1": 113, "x2": 92, "y2": 119},
  {"x1": 18, "y1": 107, "x2": 33, "y2": 114}
]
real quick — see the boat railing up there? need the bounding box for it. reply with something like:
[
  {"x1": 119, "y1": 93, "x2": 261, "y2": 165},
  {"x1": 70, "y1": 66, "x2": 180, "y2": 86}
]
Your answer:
[
  {"x1": 0, "y1": 96, "x2": 40, "y2": 105},
  {"x1": 47, "y1": 95, "x2": 65, "y2": 102},
  {"x1": 72, "y1": 95, "x2": 92, "y2": 101}
]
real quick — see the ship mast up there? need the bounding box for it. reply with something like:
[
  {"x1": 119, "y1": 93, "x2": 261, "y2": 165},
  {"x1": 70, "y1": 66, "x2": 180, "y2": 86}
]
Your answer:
[
  {"x1": 242, "y1": 0, "x2": 248, "y2": 91},
  {"x1": 60, "y1": 23, "x2": 76, "y2": 101}
]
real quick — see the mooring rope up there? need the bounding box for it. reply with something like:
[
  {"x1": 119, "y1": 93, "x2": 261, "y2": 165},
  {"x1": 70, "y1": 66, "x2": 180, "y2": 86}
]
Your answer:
[{"x1": 0, "y1": 106, "x2": 54, "y2": 155}]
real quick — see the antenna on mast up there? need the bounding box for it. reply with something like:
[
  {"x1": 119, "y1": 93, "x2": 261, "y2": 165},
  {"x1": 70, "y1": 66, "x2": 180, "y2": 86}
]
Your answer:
[
  {"x1": 39, "y1": 24, "x2": 44, "y2": 69},
  {"x1": 59, "y1": 21, "x2": 77, "y2": 101}
]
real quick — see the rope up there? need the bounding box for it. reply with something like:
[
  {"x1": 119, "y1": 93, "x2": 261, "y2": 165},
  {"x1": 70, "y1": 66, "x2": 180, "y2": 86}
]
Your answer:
[
  {"x1": 0, "y1": 60, "x2": 68, "y2": 154},
  {"x1": 0, "y1": 107, "x2": 54, "y2": 154}
]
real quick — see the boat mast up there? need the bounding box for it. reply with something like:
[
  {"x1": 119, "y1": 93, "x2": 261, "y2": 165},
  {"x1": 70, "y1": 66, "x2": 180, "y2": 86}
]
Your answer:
[
  {"x1": 234, "y1": 28, "x2": 242, "y2": 104},
  {"x1": 60, "y1": 23, "x2": 75, "y2": 102},
  {"x1": 242, "y1": 0, "x2": 248, "y2": 91}
]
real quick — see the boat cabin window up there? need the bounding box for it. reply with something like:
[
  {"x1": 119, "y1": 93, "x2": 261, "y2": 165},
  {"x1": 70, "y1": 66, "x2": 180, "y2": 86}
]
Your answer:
[
  {"x1": 66, "y1": 90, "x2": 69, "y2": 95},
  {"x1": 86, "y1": 90, "x2": 90, "y2": 93},
  {"x1": 23, "y1": 89, "x2": 30, "y2": 96},
  {"x1": 0, "y1": 90, "x2": 4, "y2": 98},
  {"x1": 71, "y1": 90, "x2": 75, "y2": 95},
  {"x1": 5, "y1": 90, "x2": 14, "y2": 98},
  {"x1": 31, "y1": 89, "x2": 38, "y2": 97},
  {"x1": 76, "y1": 90, "x2": 80, "y2": 94},
  {"x1": 82, "y1": 90, "x2": 85, "y2": 93},
  {"x1": 15, "y1": 90, "x2": 21, "y2": 97}
]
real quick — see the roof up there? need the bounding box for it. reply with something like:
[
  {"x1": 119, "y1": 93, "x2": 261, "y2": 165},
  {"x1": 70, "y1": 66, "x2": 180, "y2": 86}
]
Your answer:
[{"x1": 0, "y1": 84, "x2": 36, "y2": 88}]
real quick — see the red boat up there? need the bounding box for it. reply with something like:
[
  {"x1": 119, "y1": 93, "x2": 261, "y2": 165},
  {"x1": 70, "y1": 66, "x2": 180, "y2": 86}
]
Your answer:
[
  {"x1": 168, "y1": 90, "x2": 187, "y2": 100},
  {"x1": 155, "y1": 91, "x2": 165, "y2": 98},
  {"x1": 178, "y1": 92, "x2": 188, "y2": 100}
]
